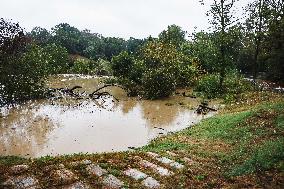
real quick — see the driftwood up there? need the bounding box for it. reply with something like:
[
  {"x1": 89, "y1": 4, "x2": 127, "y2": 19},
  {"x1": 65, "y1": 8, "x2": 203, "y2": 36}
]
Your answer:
[
  {"x1": 89, "y1": 84, "x2": 126, "y2": 96},
  {"x1": 89, "y1": 84, "x2": 127, "y2": 101},
  {"x1": 196, "y1": 103, "x2": 217, "y2": 114},
  {"x1": 90, "y1": 91, "x2": 119, "y2": 102},
  {"x1": 50, "y1": 86, "x2": 82, "y2": 97}
]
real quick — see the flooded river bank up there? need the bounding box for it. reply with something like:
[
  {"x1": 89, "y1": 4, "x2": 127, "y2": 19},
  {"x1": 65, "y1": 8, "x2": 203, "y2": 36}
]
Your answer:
[{"x1": 0, "y1": 75, "x2": 219, "y2": 158}]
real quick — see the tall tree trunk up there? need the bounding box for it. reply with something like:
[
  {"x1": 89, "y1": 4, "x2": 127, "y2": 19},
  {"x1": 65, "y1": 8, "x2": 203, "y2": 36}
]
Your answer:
[
  {"x1": 253, "y1": 0, "x2": 263, "y2": 81},
  {"x1": 220, "y1": 0, "x2": 226, "y2": 88}
]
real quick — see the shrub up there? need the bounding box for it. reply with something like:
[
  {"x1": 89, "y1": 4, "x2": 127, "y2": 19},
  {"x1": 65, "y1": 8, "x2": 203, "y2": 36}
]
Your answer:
[
  {"x1": 1, "y1": 44, "x2": 50, "y2": 104},
  {"x1": 195, "y1": 71, "x2": 253, "y2": 100},
  {"x1": 223, "y1": 70, "x2": 253, "y2": 102},
  {"x1": 95, "y1": 58, "x2": 112, "y2": 76},
  {"x1": 69, "y1": 58, "x2": 93, "y2": 74},
  {"x1": 42, "y1": 43, "x2": 69, "y2": 74},
  {"x1": 111, "y1": 51, "x2": 134, "y2": 77},
  {"x1": 141, "y1": 68, "x2": 176, "y2": 99},
  {"x1": 195, "y1": 74, "x2": 221, "y2": 98}
]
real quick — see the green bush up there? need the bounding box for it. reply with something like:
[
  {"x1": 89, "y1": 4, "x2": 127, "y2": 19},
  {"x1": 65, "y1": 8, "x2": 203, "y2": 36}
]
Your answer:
[
  {"x1": 1, "y1": 44, "x2": 50, "y2": 104},
  {"x1": 42, "y1": 43, "x2": 69, "y2": 74},
  {"x1": 141, "y1": 68, "x2": 176, "y2": 99},
  {"x1": 176, "y1": 64, "x2": 199, "y2": 87},
  {"x1": 95, "y1": 58, "x2": 112, "y2": 76},
  {"x1": 195, "y1": 71, "x2": 253, "y2": 100},
  {"x1": 195, "y1": 74, "x2": 221, "y2": 98},
  {"x1": 69, "y1": 58, "x2": 93, "y2": 74},
  {"x1": 223, "y1": 70, "x2": 253, "y2": 102},
  {"x1": 111, "y1": 51, "x2": 134, "y2": 77}
]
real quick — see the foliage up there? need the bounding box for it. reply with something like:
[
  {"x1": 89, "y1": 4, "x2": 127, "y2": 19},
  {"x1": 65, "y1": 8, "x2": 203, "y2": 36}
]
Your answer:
[
  {"x1": 195, "y1": 71, "x2": 253, "y2": 99},
  {"x1": 195, "y1": 74, "x2": 221, "y2": 98},
  {"x1": 230, "y1": 139, "x2": 284, "y2": 176},
  {"x1": 0, "y1": 19, "x2": 51, "y2": 105},
  {"x1": 29, "y1": 26, "x2": 52, "y2": 45},
  {"x1": 69, "y1": 58, "x2": 94, "y2": 74},
  {"x1": 223, "y1": 70, "x2": 253, "y2": 102},
  {"x1": 111, "y1": 51, "x2": 134, "y2": 78},
  {"x1": 158, "y1": 24, "x2": 186, "y2": 48},
  {"x1": 141, "y1": 68, "x2": 176, "y2": 99},
  {"x1": 95, "y1": 58, "x2": 112, "y2": 76},
  {"x1": 42, "y1": 43, "x2": 69, "y2": 74},
  {"x1": 51, "y1": 23, "x2": 85, "y2": 55},
  {"x1": 1, "y1": 44, "x2": 50, "y2": 104}
]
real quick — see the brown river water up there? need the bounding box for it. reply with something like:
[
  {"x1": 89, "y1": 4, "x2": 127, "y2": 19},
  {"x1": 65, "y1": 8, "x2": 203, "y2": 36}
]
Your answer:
[{"x1": 0, "y1": 75, "x2": 219, "y2": 158}]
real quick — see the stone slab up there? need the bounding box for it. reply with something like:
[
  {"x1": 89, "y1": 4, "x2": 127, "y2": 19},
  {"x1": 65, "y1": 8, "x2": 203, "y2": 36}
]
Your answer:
[
  {"x1": 140, "y1": 160, "x2": 172, "y2": 176},
  {"x1": 3, "y1": 176, "x2": 39, "y2": 189},
  {"x1": 142, "y1": 177, "x2": 160, "y2": 188},
  {"x1": 51, "y1": 169, "x2": 78, "y2": 185},
  {"x1": 124, "y1": 168, "x2": 147, "y2": 180},
  {"x1": 86, "y1": 164, "x2": 107, "y2": 177},
  {"x1": 102, "y1": 174, "x2": 124, "y2": 188}
]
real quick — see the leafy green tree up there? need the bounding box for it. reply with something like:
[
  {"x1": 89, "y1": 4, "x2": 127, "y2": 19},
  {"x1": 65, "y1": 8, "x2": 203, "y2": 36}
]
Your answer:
[
  {"x1": 204, "y1": 0, "x2": 238, "y2": 87},
  {"x1": 29, "y1": 26, "x2": 52, "y2": 45},
  {"x1": 51, "y1": 23, "x2": 84, "y2": 54},
  {"x1": 42, "y1": 43, "x2": 69, "y2": 74},
  {"x1": 261, "y1": 0, "x2": 284, "y2": 81},
  {"x1": 188, "y1": 32, "x2": 219, "y2": 72},
  {"x1": 245, "y1": 0, "x2": 266, "y2": 80},
  {"x1": 126, "y1": 37, "x2": 145, "y2": 54},
  {"x1": 111, "y1": 51, "x2": 134, "y2": 78},
  {"x1": 158, "y1": 24, "x2": 186, "y2": 48},
  {"x1": 103, "y1": 37, "x2": 127, "y2": 60}
]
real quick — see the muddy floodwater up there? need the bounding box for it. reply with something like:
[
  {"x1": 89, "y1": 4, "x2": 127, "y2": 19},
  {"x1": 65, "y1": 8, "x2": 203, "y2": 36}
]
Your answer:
[{"x1": 0, "y1": 75, "x2": 219, "y2": 158}]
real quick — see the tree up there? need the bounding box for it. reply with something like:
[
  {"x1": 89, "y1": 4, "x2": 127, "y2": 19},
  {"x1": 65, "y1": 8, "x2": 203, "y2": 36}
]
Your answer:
[
  {"x1": 262, "y1": 0, "x2": 284, "y2": 81},
  {"x1": 51, "y1": 23, "x2": 84, "y2": 54},
  {"x1": 245, "y1": 0, "x2": 266, "y2": 80},
  {"x1": 202, "y1": 0, "x2": 239, "y2": 87},
  {"x1": 42, "y1": 43, "x2": 69, "y2": 74},
  {"x1": 126, "y1": 37, "x2": 145, "y2": 54},
  {"x1": 29, "y1": 26, "x2": 52, "y2": 45},
  {"x1": 103, "y1": 37, "x2": 127, "y2": 61},
  {"x1": 158, "y1": 24, "x2": 186, "y2": 48}
]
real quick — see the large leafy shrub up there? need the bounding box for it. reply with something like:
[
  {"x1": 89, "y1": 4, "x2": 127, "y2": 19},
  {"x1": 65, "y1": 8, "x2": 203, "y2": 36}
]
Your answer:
[
  {"x1": 69, "y1": 58, "x2": 94, "y2": 74},
  {"x1": 1, "y1": 44, "x2": 50, "y2": 104},
  {"x1": 195, "y1": 74, "x2": 221, "y2": 98},
  {"x1": 141, "y1": 68, "x2": 176, "y2": 99},
  {"x1": 195, "y1": 71, "x2": 253, "y2": 100}
]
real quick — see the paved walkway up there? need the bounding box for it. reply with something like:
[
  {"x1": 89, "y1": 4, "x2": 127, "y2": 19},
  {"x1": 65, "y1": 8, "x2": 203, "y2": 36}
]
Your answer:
[{"x1": 1, "y1": 151, "x2": 195, "y2": 189}]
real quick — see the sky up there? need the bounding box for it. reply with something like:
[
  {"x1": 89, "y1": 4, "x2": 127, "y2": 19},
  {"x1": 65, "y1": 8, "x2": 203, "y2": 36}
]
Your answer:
[{"x1": 1, "y1": 0, "x2": 251, "y2": 39}]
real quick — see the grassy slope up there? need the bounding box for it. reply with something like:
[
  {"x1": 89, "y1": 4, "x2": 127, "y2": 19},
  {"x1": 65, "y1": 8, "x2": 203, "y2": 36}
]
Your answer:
[
  {"x1": 0, "y1": 92, "x2": 283, "y2": 188},
  {"x1": 141, "y1": 92, "x2": 284, "y2": 188}
]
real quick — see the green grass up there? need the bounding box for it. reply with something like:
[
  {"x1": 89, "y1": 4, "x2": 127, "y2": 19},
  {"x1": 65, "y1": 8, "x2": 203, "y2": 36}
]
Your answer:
[
  {"x1": 230, "y1": 138, "x2": 284, "y2": 176},
  {"x1": 141, "y1": 100, "x2": 284, "y2": 180}
]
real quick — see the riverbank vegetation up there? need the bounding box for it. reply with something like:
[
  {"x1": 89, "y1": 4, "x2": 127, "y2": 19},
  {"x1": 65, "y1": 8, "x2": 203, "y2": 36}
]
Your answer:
[{"x1": 1, "y1": 0, "x2": 284, "y2": 105}]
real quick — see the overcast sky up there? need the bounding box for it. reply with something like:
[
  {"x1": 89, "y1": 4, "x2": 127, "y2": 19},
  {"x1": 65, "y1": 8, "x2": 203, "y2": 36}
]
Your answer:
[{"x1": 1, "y1": 0, "x2": 251, "y2": 39}]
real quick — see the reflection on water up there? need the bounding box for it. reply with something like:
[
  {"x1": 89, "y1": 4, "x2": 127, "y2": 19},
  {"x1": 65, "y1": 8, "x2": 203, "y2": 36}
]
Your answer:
[{"x1": 0, "y1": 75, "x2": 217, "y2": 158}]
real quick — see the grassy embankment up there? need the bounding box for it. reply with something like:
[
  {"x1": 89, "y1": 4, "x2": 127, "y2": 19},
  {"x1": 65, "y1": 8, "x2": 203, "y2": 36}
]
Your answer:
[{"x1": 0, "y1": 91, "x2": 283, "y2": 188}]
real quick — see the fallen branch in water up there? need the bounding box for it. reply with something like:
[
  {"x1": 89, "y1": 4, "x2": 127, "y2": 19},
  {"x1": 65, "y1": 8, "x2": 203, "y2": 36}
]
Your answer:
[
  {"x1": 89, "y1": 84, "x2": 127, "y2": 101},
  {"x1": 90, "y1": 91, "x2": 119, "y2": 102},
  {"x1": 199, "y1": 104, "x2": 217, "y2": 112},
  {"x1": 89, "y1": 84, "x2": 126, "y2": 96},
  {"x1": 196, "y1": 104, "x2": 217, "y2": 114}
]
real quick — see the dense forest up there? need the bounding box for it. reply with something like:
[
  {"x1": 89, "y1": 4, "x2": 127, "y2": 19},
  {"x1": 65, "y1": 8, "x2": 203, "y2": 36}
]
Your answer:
[{"x1": 0, "y1": 0, "x2": 283, "y2": 105}]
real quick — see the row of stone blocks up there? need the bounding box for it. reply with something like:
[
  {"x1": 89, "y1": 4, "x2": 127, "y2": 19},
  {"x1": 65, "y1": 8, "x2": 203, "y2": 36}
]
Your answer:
[{"x1": 1, "y1": 151, "x2": 189, "y2": 189}]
